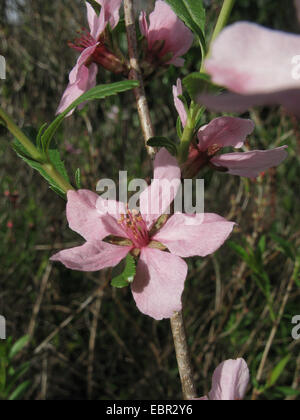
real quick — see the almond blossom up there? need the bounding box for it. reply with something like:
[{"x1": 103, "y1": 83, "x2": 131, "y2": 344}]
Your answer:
[
  {"x1": 139, "y1": 0, "x2": 194, "y2": 67},
  {"x1": 57, "y1": 0, "x2": 123, "y2": 115},
  {"x1": 198, "y1": 22, "x2": 300, "y2": 117},
  {"x1": 174, "y1": 80, "x2": 288, "y2": 178},
  {"x1": 195, "y1": 359, "x2": 250, "y2": 400},
  {"x1": 51, "y1": 149, "x2": 235, "y2": 320}
]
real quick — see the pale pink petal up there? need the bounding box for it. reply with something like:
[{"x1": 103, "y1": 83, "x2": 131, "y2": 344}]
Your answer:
[
  {"x1": 78, "y1": 63, "x2": 98, "y2": 111},
  {"x1": 173, "y1": 79, "x2": 187, "y2": 127},
  {"x1": 205, "y1": 22, "x2": 300, "y2": 94},
  {"x1": 51, "y1": 241, "x2": 130, "y2": 272},
  {"x1": 67, "y1": 190, "x2": 107, "y2": 241},
  {"x1": 131, "y1": 248, "x2": 187, "y2": 320},
  {"x1": 200, "y1": 22, "x2": 300, "y2": 116},
  {"x1": 66, "y1": 190, "x2": 125, "y2": 241},
  {"x1": 139, "y1": 11, "x2": 149, "y2": 38},
  {"x1": 98, "y1": 0, "x2": 122, "y2": 29},
  {"x1": 198, "y1": 89, "x2": 300, "y2": 117},
  {"x1": 197, "y1": 117, "x2": 255, "y2": 151},
  {"x1": 153, "y1": 213, "x2": 235, "y2": 258},
  {"x1": 209, "y1": 359, "x2": 250, "y2": 400},
  {"x1": 69, "y1": 45, "x2": 98, "y2": 84},
  {"x1": 139, "y1": 148, "x2": 181, "y2": 229},
  {"x1": 212, "y1": 146, "x2": 288, "y2": 178},
  {"x1": 95, "y1": 196, "x2": 127, "y2": 237},
  {"x1": 57, "y1": 45, "x2": 98, "y2": 115},
  {"x1": 146, "y1": 0, "x2": 193, "y2": 66}
]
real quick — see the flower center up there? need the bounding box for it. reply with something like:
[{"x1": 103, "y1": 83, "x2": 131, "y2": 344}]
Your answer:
[{"x1": 118, "y1": 208, "x2": 150, "y2": 249}]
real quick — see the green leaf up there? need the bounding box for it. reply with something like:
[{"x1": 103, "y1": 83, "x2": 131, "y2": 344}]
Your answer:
[
  {"x1": 183, "y1": 72, "x2": 216, "y2": 100},
  {"x1": 276, "y1": 386, "x2": 300, "y2": 397},
  {"x1": 75, "y1": 168, "x2": 82, "y2": 189},
  {"x1": 86, "y1": 0, "x2": 101, "y2": 15},
  {"x1": 147, "y1": 136, "x2": 178, "y2": 156},
  {"x1": 9, "y1": 335, "x2": 30, "y2": 360},
  {"x1": 13, "y1": 139, "x2": 70, "y2": 198},
  {"x1": 111, "y1": 275, "x2": 130, "y2": 288},
  {"x1": 41, "y1": 80, "x2": 139, "y2": 150},
  {"x1": 111, "y1": 255, "x2": 136, "y2": 288},
  {"x1": 176, "y1": 116, "x2": 183, "y2": 138},
  {"x1": 164, "y1": 0, "x2": 206, "y2": 53},
  {"x1": 266, "y1": 355, "x2": 291, "y2": 389},
  {"x1": 8, "y1": 380, "x2": 31, "y2": 401}
]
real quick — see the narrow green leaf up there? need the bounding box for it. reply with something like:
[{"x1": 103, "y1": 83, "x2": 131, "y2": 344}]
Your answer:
[
  {"x1": 164, "y1": 0, "x2": 206, "y2": 53},
  {"x1": 147, "y1": 136, "x2": 178, "y2": 156},
  {"x1": 41, "y1": 81, "x2": 139, "y2": 150},
  {"x1": 267, "y1": 355, "x2": 291, "y2": 389},
  {"x1": 86, "y1": 0, "x2": 101, "y2": 14},
  {"x1": 8, "y1": 380, "x2": 31, "y2": 401},
  {"x1": 75, "y1": 168, "x2": 82, "y2": 189},
  {"x1": 13, "y1": 139, "x2": 70, "y2": 198},
  {"x1": 111, "y1": 255, "x2": 136, "y2": 288},
  {"x1": 9, "y1": 335, "x2": 30, "y2": 360}
]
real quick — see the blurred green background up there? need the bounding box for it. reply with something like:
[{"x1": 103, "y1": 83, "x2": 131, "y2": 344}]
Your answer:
[{"x1": 0, "y1": 0, "x2": 299, "y2": 400}]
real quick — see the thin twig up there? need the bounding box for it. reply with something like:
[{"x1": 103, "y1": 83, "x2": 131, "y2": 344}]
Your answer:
[
  {"x1": 170, "y1": 312, "x2": 197, "y2": 400},
  {"x1": 124, "y1": 0, "x2": 156, "y2": 158},
  {"x1": 27, "y1": 263, "x2": 52, "y2": 338},
  {"x1": 124, "y1": 0, "x2": 196, "y2": 399}
]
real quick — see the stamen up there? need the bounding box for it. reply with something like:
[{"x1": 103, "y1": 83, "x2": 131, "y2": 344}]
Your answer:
[{"x1": 117, "y1": 208, "x2": 150, "y2": 249}]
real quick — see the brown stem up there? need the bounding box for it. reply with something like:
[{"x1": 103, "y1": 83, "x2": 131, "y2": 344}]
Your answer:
[
  {"x1": 124, "y1": 0, "x2": 156, "y2": 159},
  {"x1": 170, "y1": 311, "x2": 197, "y2": 400},
  {"x1": 124, "y1": 0, "x2": 196, "y2": 399}
]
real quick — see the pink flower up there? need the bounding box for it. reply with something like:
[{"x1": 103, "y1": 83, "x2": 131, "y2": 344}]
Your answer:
[
  {"x1": 57, "y1": 0, "x2": 123, "y2": 115},
  {"x1": 198, "y1": 22, "x2": 300, "y2": 116},
  {"x1": 51, "y1": 149, "x2": 235, "y2": 320},
  {"x1": 196, "y1": 359, "x2": 250, "y2": 400},
  {"x1": 174, "y1": 80, "x2": 288, "y2": 178},
  {"x1": 139, "y1": 0, "x2": 194, "y2": 67}
]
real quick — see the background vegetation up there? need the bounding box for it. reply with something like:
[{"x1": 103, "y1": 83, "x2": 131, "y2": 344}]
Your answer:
[{"x1": 0, "y1": 0, "x2": 299, "y2": 400}]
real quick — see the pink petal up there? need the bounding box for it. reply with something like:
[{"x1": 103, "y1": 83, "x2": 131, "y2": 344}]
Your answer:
[
  {"x1": 173, "y1": 79, "x2": 187, "y2": 127},
  {"x1": 153, "y1": 213, "x2": 235, "y2": 258},
  {"x1": 139, "y1": 11, "x2": 149, "y2": 38},
  {"x1": 131, "y1": 248, "x2": 187, "y2": 320},
  {"x1": 98, "y1": 0, "x2": 122, "y2": 29},
  {"x1": 56, "y1": 45, "x2": 98, "y2": 115},
  {"x1": 200, "y1": 22, "x2": 300, "y2": 116},
  {"x1": 198, "y1": 90, "x2": 300, "y2": 118},
  {"x1": 197, "y1": 117, "x2": 255, "y2": 151},
  {"x1": 66, "y1": 190, "x2": 123, "y2": 241},
  {"x1": 139, "y1": 148, "x2": 181, "y2": 229},
  {"x1": 205, "y1": 22, "x2": 300, "y2": 94},
  {"x1": 78, "y1": 63, "x2": 98, "y2": 111},
  {"x1": 146, "y1": 0, "x2": 193, "y2": 66},
  {"x1": 209, "y1": 359, "x2": 250, "y2": 400},
  {"x1": 51, "y1": 241, "x2": 130, "y2": 272},
  {"x1": 212, "y1": 146, "x2": 288, "y2": 178}
]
